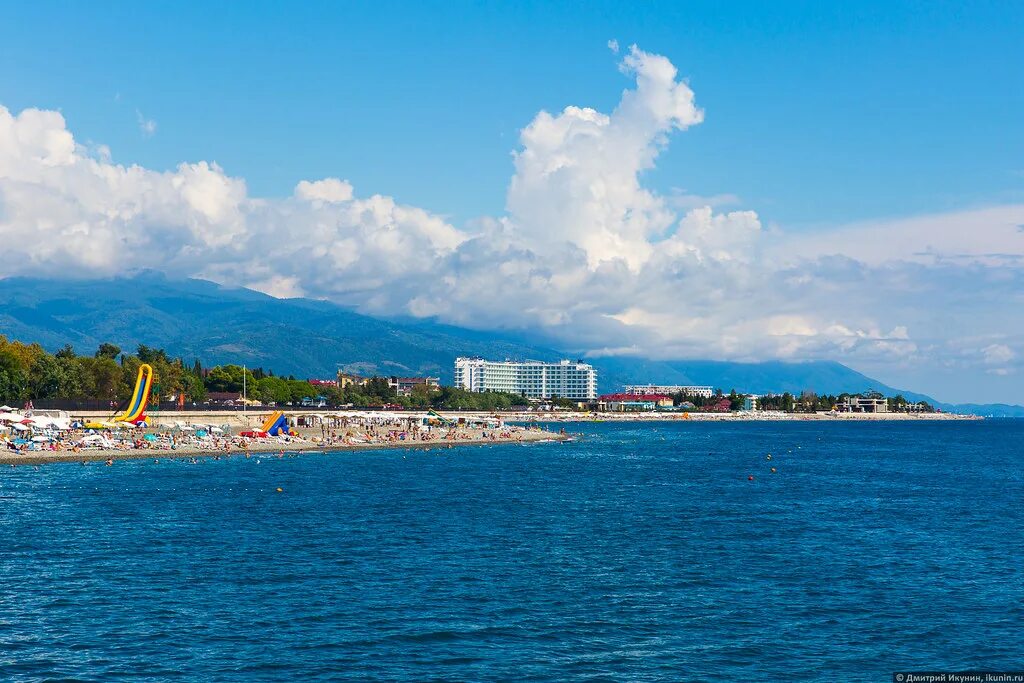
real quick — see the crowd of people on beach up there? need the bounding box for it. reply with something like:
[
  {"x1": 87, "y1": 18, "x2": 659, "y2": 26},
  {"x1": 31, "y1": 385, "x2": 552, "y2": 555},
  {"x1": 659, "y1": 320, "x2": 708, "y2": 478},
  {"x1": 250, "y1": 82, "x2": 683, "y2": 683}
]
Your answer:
[
  {"x1": 1, "y1": 408, "x2": 540, "y2": 462},
  {"x1": 310, "y1": 414, "x2": 523, "y2": 447}
]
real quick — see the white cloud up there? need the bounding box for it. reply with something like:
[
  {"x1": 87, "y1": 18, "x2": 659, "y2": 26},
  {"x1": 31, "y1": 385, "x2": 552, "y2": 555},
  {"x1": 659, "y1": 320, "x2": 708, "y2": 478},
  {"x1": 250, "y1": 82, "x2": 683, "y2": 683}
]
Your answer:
[
  {"x1": 1, "y1": 46, "x2": 1022, "y2": 402},
  {"x1": 135, "y1": 109, "x2": 157, "y2": 137},
  {"x1": 294, "y1": 177, "x2": 353, "y2": 204},
  {"x1": 983, "y1": 344, "x2": 1014, "y2": 364}
]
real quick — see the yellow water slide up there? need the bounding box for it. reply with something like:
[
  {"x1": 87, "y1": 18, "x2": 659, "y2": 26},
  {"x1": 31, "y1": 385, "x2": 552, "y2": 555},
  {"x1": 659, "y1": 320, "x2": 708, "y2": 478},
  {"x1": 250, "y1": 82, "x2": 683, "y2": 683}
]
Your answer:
[
  {"x1": 260, "y1": 410, "x2": 284, "y2": 432},
  {"x1": 114, "y1": 364, "x2": 154, "y2": 423}
]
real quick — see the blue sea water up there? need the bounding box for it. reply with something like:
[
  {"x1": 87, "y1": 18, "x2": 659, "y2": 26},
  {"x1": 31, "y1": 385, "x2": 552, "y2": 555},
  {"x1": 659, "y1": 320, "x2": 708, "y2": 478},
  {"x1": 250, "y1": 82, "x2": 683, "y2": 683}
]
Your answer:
[{"x1": 1, "y1": 420, "x2": 1023, "y2": 681}]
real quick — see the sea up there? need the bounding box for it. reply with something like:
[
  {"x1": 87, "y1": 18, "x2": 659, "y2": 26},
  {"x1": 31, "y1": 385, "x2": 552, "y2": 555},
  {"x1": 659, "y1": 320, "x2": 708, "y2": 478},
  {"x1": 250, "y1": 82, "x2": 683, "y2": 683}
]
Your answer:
[{"x1": 1, "y1": 420, "x2": 1022, "y2": 681}]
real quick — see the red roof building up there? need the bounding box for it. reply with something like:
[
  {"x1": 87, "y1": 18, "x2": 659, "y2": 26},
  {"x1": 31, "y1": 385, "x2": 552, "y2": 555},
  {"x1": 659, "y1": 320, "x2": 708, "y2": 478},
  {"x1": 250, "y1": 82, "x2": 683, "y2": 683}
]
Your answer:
[{"x1": 597, "y1": 393, "x2": 674, "y2": 412}]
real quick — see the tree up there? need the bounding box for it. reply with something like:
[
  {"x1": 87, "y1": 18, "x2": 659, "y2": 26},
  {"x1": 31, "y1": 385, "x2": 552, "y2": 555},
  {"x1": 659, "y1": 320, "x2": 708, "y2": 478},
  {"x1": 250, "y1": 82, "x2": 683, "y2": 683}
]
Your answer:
[
  {"x1": 55, "y1": 344, "x2": 76, "y2": 360},
  {"x1": 728, "y1": 389, "x2": 744, "y2": 411},
  {"x1": 78, "y1": 356, "x2": 121, "y2": 400},
  {"x1": 95, "y1": 343, "x2": 122, "y2": 360},
  {"x1": 205, "y1": 365, "x2": 256, "y2": 393},
  {"x1": 181, "y1": 372, "x2": 207, "y2": 403},
  {"x1": 29, "y1": 354, "x2": 84, "y2": 398},
  {"x1": 363, "y1": 377, "x2": 396, "y2": 401},
  {"x1": 136, "y1": 344, "x2": 169, "y2": 365},
  {"x1": 0, "y1": 349, "x2": 28, "y2": 401}
]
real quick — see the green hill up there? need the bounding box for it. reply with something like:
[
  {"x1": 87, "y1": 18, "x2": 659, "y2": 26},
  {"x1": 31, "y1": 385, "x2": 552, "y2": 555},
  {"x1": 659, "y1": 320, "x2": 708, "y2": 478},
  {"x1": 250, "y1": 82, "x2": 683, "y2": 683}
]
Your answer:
[{"x1": 1, "y1": 274, "x2": 1019, "y2": 415}]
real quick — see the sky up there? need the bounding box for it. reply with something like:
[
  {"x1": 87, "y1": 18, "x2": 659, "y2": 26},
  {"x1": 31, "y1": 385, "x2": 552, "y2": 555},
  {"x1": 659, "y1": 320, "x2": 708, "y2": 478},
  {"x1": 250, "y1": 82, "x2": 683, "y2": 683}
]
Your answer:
[{"x1": 0, "y1": 1, "x2": 1022, "y2": 403}]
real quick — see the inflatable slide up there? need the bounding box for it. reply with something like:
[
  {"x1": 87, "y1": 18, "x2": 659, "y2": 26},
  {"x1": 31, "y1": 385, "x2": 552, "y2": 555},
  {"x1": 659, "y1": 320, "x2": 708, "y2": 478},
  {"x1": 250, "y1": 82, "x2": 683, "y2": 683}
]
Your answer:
[
  {"x1": 114, "y1": 364, "x2": 153, "y2": 425},
  {"x1": 260, "y1": 411, "x2": 291, "y2": 436}
]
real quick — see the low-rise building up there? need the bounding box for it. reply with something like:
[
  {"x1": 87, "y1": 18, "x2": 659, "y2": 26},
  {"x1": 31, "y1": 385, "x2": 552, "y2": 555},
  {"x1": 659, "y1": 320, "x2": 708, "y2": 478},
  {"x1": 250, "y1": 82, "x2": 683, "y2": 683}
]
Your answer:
[
  {"x1": 598, "y1": 393, "x2": 674, "y2": 412},
  {"x1": 388, "y1": 376, "x2": 440, "y2": 397},
  {"x1": 837, "y1": 396, "x2": 889, "y2": 413},
  {"x1": 205, "y1": 391, "x2": 243, "y2": 406},
  {"x1": 624, "y1": 384, "x2": 714, "y2": 398},
  {"x1": 336, "y1": 372, "x2": 368, "y2": 389}
]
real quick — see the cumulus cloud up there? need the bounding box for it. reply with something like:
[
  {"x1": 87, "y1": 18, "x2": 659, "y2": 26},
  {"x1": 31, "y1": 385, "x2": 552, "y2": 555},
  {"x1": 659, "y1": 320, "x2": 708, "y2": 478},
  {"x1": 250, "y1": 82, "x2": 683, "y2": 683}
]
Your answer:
[
  {"x1": 507, "y1": 45, "x2": 703, "y2": 268},
  {"x1": 0, "y1": 45, "x2": 1021, "y2": 399},
  {"x1": 294, "y1": 177, "x2": 353, "y2": 204}
]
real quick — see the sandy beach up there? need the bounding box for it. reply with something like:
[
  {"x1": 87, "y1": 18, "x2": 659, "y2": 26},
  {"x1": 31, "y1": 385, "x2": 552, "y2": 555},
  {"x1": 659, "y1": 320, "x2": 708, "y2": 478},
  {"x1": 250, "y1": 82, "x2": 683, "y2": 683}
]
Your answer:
[
  {"x1": 0, "y1": 425, "x2": 566, "y2": 466},
  {"x1": 1, "y1": 406, "x2": 979, "y2": 467},
  {"x1": 493, "y1": 410, "x2": 980, "y2": 423},
  {"x1": 1, "y1": 409, "x2": 569, "y2": 467}
]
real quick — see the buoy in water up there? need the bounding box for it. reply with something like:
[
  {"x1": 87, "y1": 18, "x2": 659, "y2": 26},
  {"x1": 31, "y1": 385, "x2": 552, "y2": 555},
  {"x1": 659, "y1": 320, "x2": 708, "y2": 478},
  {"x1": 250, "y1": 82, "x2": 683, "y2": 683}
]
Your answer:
[
  {"x1": 748, "y1": 475, "x2": 754, "y2": 481},
  {"x1": 276, "y1": 487, "x2": 283, "y2": 493},
  {"x1": 771, "y1": 467, "x2": 777, "y2": 473},
  {"x1": 766, "y1": 454, "x2": 772, "y2": 460}
]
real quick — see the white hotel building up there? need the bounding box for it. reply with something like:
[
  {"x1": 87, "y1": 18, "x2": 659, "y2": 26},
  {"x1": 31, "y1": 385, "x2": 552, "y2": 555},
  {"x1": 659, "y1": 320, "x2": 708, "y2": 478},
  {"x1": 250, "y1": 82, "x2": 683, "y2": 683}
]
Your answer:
[{"x1": 454, "y1": 358, "x2": 598, "y2": 401}]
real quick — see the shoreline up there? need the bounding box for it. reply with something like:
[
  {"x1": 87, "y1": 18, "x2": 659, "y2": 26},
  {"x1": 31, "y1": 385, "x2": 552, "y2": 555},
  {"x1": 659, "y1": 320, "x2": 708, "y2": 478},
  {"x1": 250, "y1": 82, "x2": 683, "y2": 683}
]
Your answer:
[
  {"x1": 512, "y1": 411, "x2": 982, "y2": 423},
  {"x1": 0, "y1": 428, "x2": 567, "y2": 467}
]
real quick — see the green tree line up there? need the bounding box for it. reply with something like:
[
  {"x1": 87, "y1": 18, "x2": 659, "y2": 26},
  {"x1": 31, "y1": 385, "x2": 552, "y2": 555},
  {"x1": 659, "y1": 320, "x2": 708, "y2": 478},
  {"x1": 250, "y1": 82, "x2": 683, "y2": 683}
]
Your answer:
[{"x1": 0, "y1": 336, "x2": 529, "y2": 411}]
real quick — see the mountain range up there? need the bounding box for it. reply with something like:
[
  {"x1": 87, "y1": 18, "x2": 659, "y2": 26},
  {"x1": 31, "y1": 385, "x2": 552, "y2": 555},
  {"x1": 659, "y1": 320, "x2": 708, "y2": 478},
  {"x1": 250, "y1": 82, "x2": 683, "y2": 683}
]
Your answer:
[{"x1": 1, "y1": 273, "x2": 1020, "y2": 416}]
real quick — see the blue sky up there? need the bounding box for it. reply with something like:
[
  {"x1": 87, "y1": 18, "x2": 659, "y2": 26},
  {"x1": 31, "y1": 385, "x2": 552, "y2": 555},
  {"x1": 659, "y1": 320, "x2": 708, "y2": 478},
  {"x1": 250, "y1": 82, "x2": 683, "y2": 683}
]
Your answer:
[
  {"x1": 1, "y1": 2, "x2": 1023, "y2": 403},
  {"x1": 3, "y1": 1, "x2": 1021, "y2": 227}
]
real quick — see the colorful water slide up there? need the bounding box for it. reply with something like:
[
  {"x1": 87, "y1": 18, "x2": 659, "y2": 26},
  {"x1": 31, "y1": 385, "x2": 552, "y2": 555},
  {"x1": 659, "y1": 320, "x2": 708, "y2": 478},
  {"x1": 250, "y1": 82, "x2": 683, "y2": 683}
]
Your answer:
[
  {"x1": 266, "y1": 414, "x2": 290, "y2": 436},
  {"x1": 427, "y1": 409, "x2": 454, "y2": 426},
  {"x1": 260, "y1": 411, "x2": 284, "y2": 433},
  {"x1": 114, "y1": 364, "x2": 154, "y2": 425}
]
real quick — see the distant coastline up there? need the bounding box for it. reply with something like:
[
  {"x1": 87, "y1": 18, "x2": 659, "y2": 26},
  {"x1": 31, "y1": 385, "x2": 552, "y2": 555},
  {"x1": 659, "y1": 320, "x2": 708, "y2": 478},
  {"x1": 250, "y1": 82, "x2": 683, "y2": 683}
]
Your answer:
[{"x1": 508, "y1": 410, "x2": 982, "y2": 423}]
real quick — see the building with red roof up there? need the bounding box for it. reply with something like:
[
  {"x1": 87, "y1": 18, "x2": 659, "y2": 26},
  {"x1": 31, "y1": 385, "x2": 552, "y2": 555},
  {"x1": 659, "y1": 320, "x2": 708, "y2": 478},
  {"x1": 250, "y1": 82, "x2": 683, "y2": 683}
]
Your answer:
[{"x1": 598, "y1": 393, "x2": 674, "y2": 412}]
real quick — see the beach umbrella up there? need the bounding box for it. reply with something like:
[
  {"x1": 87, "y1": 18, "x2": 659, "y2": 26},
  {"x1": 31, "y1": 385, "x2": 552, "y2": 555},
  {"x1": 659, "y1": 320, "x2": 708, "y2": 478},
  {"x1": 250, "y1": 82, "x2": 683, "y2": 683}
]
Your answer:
[
  {"x1": 10, "y1": 423, "x2": 28, "y2": 431},
  {"x1": 31, "y1": 435, "x2": 51, "y2": 442}
]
